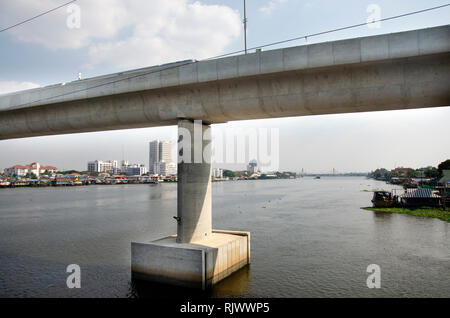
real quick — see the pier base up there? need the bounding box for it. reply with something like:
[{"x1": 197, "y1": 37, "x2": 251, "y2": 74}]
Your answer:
[{"x1": 131, "y1": 230, "x2": 250, "y2": 290}]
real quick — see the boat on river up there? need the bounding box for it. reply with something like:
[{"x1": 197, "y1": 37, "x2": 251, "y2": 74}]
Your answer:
[
  {"x1": 371, "y1": 191, "x2": 395, "y2": 208},
  {"x1": 144, "y1": 176, "x2": 159, "y2": 184},
  {"x1": 0, "y1": 181, "x2": 10, "y2": 187}
]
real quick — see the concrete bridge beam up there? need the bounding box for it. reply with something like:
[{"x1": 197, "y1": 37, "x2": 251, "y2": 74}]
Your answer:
[{"x1": 0, "y1": 26, "x2": 449, "y2": 140}]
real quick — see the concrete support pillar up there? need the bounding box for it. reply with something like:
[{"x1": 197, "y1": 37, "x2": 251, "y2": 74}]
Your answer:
[
  {"x1": 176, "y1": 119, "x2": 212, "y2": 243},
  {"x1": 131, "y1": 119, "x2": 249, "y2": 289}
]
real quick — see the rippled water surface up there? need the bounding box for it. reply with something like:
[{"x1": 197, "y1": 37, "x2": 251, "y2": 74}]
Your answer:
[{"x1": 0, "y1": 177, "x2": 448, "y2": 297}]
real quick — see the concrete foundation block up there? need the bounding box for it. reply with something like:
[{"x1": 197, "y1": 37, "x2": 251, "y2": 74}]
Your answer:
[{"x1": 131, "y1": 230, "x2": 250, "y2": 290}]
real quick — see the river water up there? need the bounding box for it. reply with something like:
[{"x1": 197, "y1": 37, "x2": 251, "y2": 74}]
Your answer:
[{"x1": 0, "y1": 177, "x2": 448, "y2": 298}]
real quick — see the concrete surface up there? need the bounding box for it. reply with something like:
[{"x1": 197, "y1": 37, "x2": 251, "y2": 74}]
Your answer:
[
  {"x1": 176, "y1": 119, "x2": 212, "y2": 243},
  {"x1": 0, "y1": 25, "x2": 449, "y2": 140},
  {"x1": 131, "y1": 230, "x2": 251, "y2": 289}
]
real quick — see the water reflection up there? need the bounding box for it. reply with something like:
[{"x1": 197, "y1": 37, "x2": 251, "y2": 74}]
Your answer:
[
  {"x1": 148, "y1": 184, "x2": 177, "y2": 200},
  {"x1": 129, "y1": 265, "x2": 251, "y2": 298},
  {"x1": 211, "y1": 266, "x2": 251, "y2": 298},
  {"x1": 372, "y1": 211, "x2": 394, "y2": 220}
]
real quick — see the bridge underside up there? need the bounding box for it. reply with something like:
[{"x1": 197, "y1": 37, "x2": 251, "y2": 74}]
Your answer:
[{"x1": 0, "y1": 27, "x2": 449, "y2": 140}]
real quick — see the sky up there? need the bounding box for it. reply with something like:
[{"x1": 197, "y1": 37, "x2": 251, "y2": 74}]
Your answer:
[{"x1": 0, "y1": 0, "x2": 449, "y2": 173}]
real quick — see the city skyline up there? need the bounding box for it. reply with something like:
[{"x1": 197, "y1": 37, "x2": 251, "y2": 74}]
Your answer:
[
  {"x1": 0, "y1": 1, "x2": 449, "y2": 173},
  {"x1": 1, "y1": 120, "x2": 448, "y2": 175}
]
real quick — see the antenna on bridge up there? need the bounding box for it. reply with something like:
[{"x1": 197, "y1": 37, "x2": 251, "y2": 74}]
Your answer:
[{"x1": 243, "y1": 0, "x2": 248, "y2": 54}]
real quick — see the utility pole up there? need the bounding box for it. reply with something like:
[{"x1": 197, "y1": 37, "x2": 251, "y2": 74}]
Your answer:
[{"x1": 243, "y1": 0, "x2": 248, "y2": 54}]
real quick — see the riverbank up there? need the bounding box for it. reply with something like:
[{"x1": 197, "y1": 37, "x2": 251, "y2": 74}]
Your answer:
[{"x1": 362, "y1": 206, "x2": 450, "y2": 222}]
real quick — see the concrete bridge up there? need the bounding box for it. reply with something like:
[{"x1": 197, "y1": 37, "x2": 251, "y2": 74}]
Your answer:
[{"x1": 1, "y1": 25, "x2": 449, "y2": 289}]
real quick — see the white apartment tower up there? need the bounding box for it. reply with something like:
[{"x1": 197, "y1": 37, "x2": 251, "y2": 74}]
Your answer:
[{"x1": 149, "y1": 140, "x2": 175, "y2": 175}]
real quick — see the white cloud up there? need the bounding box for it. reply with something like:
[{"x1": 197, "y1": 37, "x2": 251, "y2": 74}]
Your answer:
[
  {"x1": 259, "y1": 0, "x2": 288, "y2": 15},
  {"x1": 88, "y1": 1, "x2": 242, "y2": 69},
  {"x1": 1, "y1": 0, "x2": 241, "y2": 69},
  {"x1": 1, "y1": 0, "x2": 128, "y2": 49},
  {"x1": 0, "y1": 81, "x2": 40, "y2": 95}
]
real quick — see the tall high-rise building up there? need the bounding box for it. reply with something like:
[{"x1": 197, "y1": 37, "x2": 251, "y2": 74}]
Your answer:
[
  {"x1": 149, "y1": 140, "x2": 175, "y2": 175},
  {"x1": 160, "y1": 141, "x2": 172, "y2": 163},
  {"x1": 121, "y1": 160, "x2": 129, "y2": 173},
  {"x1": 149, "y1": 140, "x2": 160, "y2": 174},
  {"x1": 247, "y1": 159, "x2": 258, "y2": 174}
]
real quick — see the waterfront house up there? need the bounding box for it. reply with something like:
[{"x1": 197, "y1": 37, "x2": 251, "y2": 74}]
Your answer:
[
  {"x1": 52, "y1": 175, "x2": 74, "y2": 186},
  {"x1": 400, "y1": 188, "x2": 441, "y2": 207},
  {"x1": 437, "y1": 170, "x2": 450, "y2": 207},
  {"x1": 111, "y1": 174, "x2": 128, "y2": 184},
  {"x1": 0, "y1": 174, "x2": 10, "y2": 187}
]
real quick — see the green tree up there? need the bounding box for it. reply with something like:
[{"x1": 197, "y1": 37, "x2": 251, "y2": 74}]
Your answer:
[
  {"x1": 223, "y1": 170, "x2": 236, "y2": 178},
  {"x1": 438, "y1": 159, "x2": 450, "y2": 175},
  {"x1": 424, "y1": 167, "x2": 440, "y2": 179},
  {"x1": 389, "y1": 170, "x2": 399, "y2": 178},
  {"x1": 370, "y1": 168, "x2": 389, "y2": 180},
  {"x1": 63, "y1": 170, "x2": 81, "y2": 175},
  {"x1": 406, "y1": 169, "x2": 419, "y2": 178}
]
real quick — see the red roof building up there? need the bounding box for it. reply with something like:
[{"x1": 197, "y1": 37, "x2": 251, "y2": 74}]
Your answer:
[{"x1": 3, "y1": 163, "x2": 58, "y2": 177}]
